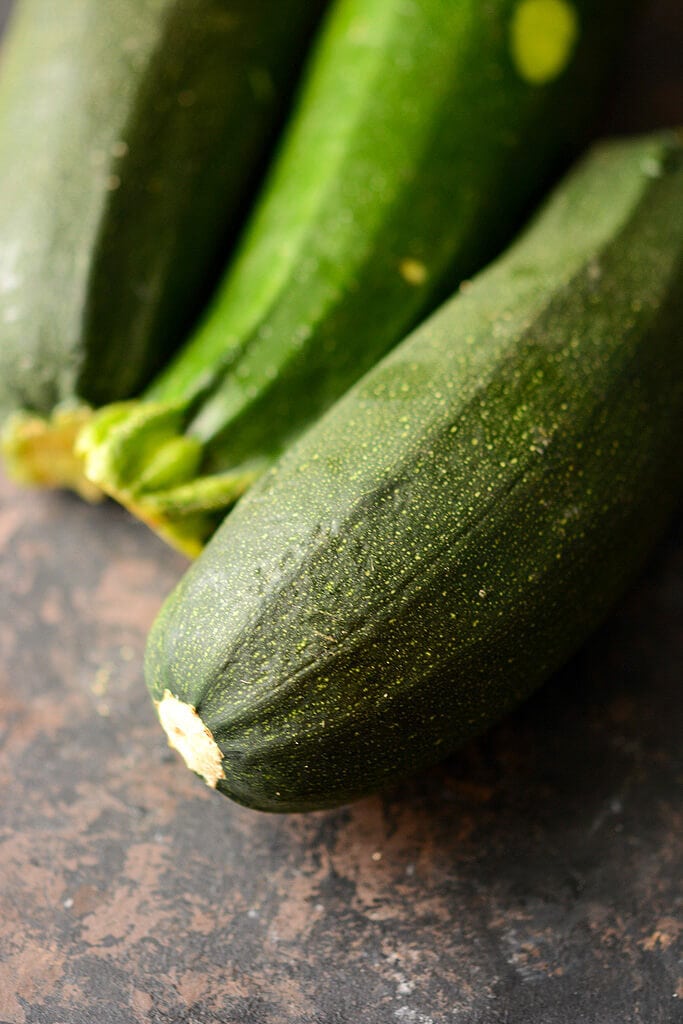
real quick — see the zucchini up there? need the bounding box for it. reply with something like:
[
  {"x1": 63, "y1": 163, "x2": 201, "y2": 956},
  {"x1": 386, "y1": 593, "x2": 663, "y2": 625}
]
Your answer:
[
  {"x1": 145, "y1": 131, "x2": 683, "y2": 812},
  {"x1": 0, "y1": 0, "x2": 327, "y2": 497},
  {"x1": 78, "y1": 0, "x2": 627, "y2": 551}
]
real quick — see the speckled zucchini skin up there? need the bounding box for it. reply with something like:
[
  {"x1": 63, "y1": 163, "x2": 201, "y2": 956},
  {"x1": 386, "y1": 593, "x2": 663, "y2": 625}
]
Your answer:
[
  {"x1": 0, "y1": 0, "x2": 326, "y2": 420},
  {"x1": 79, "y1": 0, "x2": 630, "y2": 555},
  {"x1": 145, "y1": 132, "x2": 683, "y2": 812}
]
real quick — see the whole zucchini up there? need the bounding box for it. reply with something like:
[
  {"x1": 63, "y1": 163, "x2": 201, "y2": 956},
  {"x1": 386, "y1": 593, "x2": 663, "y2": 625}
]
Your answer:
[
  {"x1": 0, "y1": 0, "x2": 327, "y2": 496},
  {"x1": 79, "y1": 0, "x2": 628, "y2": 551},
  {"x1": 146, "y1": 131, "x2": 683, "y2": 812}
]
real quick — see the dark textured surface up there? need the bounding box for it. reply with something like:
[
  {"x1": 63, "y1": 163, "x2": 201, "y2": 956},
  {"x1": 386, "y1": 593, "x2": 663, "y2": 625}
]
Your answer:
[
  {"x1": 1, "y1": 0, "x2": 682, "y2": 1020},
  {"x1": 1, "y1": 476, "x2": 682, "y2": 1024}
]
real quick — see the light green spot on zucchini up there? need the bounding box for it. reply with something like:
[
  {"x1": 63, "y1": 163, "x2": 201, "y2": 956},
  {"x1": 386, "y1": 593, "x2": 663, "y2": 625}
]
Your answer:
[
  {"x1": 399, "y1": 258, "x2": 428, "y2": 285},
  {"x1": 511, "y1": 0, "x2": 579, "y2": 84}
]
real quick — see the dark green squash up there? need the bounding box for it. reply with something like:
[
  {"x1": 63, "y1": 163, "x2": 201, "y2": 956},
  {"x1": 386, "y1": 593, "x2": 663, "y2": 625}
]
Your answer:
[
  {"x1": 146, "y1": 131, "x2": 683, "y2": 811},
  {"x1": 0, "y1": 0, "x2": 327, "y2": 495}
]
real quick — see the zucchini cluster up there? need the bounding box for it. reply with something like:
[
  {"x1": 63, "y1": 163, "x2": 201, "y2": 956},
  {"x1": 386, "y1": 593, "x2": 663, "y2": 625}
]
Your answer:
[{"x1": 2, "y1": 0, "x2": 680, "y2": 811}]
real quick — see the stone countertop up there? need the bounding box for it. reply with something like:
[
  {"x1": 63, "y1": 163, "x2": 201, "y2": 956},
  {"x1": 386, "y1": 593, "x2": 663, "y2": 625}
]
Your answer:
[
  {"x1": 1, "y1": 477, "x2": 682, "y2": 1024},
  {"x1": 0, "y1": 1, "x2": 682, "y2": 1021}
]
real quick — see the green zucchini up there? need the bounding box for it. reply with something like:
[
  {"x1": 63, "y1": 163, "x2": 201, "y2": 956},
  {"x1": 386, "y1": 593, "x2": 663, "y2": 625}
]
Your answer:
[
  {"x1": 78, "y1": 0, "x2": 628, "y2": 551},
  {"x1": 145, "y1": 131, "x2": 683, "y2": 812},
  {"x1": 0, "y1": 0, "x2": 327, "y2": 497}
]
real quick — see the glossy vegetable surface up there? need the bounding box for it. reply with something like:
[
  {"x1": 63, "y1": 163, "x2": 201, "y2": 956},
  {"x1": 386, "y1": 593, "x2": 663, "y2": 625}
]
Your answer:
[
  {"x1": 79, "y1": 0, "x2": 627, "y2": 551},
  {"x1": 0, "y1": 0, "x2": 327, "y2": 494}
]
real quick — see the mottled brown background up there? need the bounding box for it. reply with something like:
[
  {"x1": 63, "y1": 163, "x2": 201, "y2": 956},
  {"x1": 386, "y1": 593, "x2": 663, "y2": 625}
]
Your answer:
[{"x1": 1, "y1": 1, "x2": 682, "y2": 1022}]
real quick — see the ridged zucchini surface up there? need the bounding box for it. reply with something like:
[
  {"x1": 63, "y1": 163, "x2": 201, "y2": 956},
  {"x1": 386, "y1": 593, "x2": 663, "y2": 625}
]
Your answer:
[
  {"x1": 0, "y1": 0, "x2": 327, "y2": 495},
  {"x1": 79, "y1": 0, "x2": 628, "y2": 551},
  {"x1": 146, "y1": 131, "x2": 683, "y2": 812}
]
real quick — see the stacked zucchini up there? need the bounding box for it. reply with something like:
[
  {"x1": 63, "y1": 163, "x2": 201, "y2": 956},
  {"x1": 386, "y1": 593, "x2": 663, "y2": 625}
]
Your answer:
[
  {"x1": 77, "y1": 0, "x2": 626, "y2": 555},
  {"x1": 2, "y1": 0, "x2": 681, "y2": 811},
  {"x1": 0, "y1": 0, "x2": 328, "y2": 493}
]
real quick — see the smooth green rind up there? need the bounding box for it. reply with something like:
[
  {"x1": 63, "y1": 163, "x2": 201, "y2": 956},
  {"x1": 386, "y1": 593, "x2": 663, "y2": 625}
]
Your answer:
[
  {"x1": 146, "y1": 132, "x2": 683, "y2": 812},
  {"x1": 0, "y1": 0, "x2": 327, "y2": 481},
  {"x1": 81, "y1": 0, "x2": 631, "y2": 553}
]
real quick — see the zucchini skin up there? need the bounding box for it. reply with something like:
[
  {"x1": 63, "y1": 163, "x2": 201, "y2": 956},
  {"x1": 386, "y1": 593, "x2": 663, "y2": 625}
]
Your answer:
[
  {"x1": 80, "y1": 0, "x2": 631, "y2": 554},
  {"x1": 146, "y1": 132, "x2": 683, "y2": 812},
  {"x1": 0, "y1": 0, "x2": 327, "y2": 419}
]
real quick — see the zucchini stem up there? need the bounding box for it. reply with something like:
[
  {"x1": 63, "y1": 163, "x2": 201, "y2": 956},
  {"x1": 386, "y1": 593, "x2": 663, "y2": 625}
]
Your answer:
[
  {"x1": 76, "y1": 400, "x2": 266, "y2": 556},
  {"x1": 1, "y1": 404, "x2": 103, "y2": 502},
  {"x1": 156, "y1": 689, "x2": 225, "y2": 788}
]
